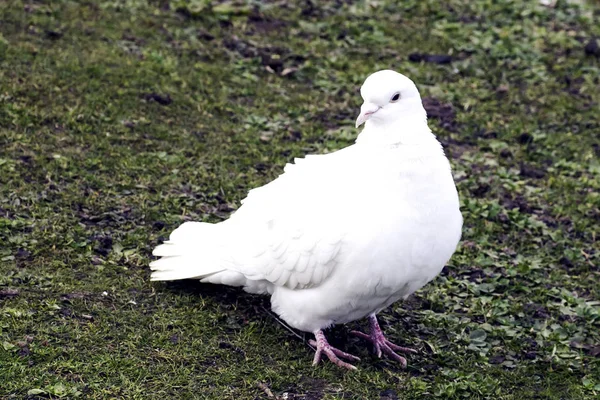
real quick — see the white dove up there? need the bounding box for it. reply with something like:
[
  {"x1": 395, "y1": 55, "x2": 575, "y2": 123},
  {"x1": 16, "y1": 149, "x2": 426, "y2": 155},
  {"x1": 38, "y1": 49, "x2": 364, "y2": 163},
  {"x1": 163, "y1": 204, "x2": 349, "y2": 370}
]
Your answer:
[{"x1": 150, "y1": 70, "x2": 462, "y2": 370}]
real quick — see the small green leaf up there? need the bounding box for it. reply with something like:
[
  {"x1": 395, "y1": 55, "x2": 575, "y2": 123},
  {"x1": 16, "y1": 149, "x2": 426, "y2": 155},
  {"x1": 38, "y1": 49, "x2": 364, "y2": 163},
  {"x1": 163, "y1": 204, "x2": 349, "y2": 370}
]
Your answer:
[
  {"x1": 470, "y1": 329, "x2": 487, "y2": 342},
  {"x1": 2, "y1": 341, "x2": 16, "y2": 351},
  {"x1": 49, "y1": 382, "x2": 67, "y2": 396}
]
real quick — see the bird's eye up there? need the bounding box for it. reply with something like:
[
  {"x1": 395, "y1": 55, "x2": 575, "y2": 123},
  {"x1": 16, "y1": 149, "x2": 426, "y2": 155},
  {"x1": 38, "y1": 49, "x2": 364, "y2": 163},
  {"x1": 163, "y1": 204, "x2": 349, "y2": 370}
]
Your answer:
[{"x1": 390, "y1": 92, "x2": 400, "y2": 103}]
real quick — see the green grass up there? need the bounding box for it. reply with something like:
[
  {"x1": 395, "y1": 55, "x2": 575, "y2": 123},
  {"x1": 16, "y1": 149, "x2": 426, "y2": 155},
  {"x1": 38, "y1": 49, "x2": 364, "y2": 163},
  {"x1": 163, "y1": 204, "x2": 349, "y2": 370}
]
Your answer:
[{"x1": 1, "y1": 0, "x2": 599, "y2": 398}]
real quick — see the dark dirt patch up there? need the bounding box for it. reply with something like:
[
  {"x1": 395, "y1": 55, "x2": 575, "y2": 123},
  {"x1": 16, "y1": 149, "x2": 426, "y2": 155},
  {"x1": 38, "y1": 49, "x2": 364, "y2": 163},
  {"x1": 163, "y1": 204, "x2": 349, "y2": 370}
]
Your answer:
[
  {"x1": 559, "y1": 256, "x2": 575, "y2": 270},
  {"x1": 520, "y1": 163, "x2": 546, "y2": 179},
  {"x1": 500, "y1": 148, "x2": 513, "y2": 158},
  {"x1": 152, "y1": 220, "x2": 166, "y2": 230},
  {"x1": 77, "y1": 205, "x2": 138, "y2": 228},
  {"x1": 15, "y1": 248, "x2": 31, "y2": 260},
  {"x1": 223, "y1": 36, "x2": 305, "y2": 74},
  {"x1": 195, "y1": 29, "x2": 215, "y2": 41},
  {"x1": 0, "y1": 288, "x2": 20, "y2": 298},
  {"x1": 517, "y1": 132, "x2": 533, "y2": 144},
  {"x1": 584, "y1": 37, "x2": 600, "y2": 57},
  {"x1": 60, "y1": 292, "x2": 89, "y2": 301},
  {"x1": 93, "y1": 235, "x2": 113, "y2": 257},
  {"x1": 300, "y1": 0, "x2": 324, "y2": 18},
  {"x1": 122, "y1": 31, "x2": 146, "y2": 46},
  {"x1": 18, "y1": 345, "x2": 31, "y2": 357},
  {"x1": 423, "y1": 97, "x2": 456, "y2": 132},
  {"x1": 218, "y1": 341, "x2": 246, "y2": 357},
  {"x1": 380, "y1": 389, "x2": 399, "y2": 400},
  {"x1": 45, "y1": 30, "x2": 63, "y2": 40},
  {"x1": 523, "y1": 303, "x2": 550, "y2": 319},
  {"x1": 312, "y1": 107, "x2": 355, "y2": 130},
  {"x1": 502, "y1": 195, "x2": 534, "y2": 214},
  {"x1": 587, "y1": 346, "x2": 600, "y2": 357},
  {"x1": 143, "y1": 93, "x2": 172, "y2": 106},
  {"x1": 489, "y1": 355, "x2": 505, "y2": 365},
  {"x1": 409, "y1": 53, "x2": 453, "y2": 64},
  {"x1": 247, "y1": 11, "x2": 289, "y2": 34},
  {"x1": 291, "y1": 376, "x2": 329, "y2": 400},
  {"x1": 471, "y1": 183, "x2": 490, "y2": 198}
]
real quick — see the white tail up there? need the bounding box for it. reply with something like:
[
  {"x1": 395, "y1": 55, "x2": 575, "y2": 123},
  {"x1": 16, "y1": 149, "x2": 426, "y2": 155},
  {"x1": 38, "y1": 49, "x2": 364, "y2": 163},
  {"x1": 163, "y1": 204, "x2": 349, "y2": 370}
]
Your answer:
[{"x1": 150, "y1": 221, "x2": 229, "y2": 281}]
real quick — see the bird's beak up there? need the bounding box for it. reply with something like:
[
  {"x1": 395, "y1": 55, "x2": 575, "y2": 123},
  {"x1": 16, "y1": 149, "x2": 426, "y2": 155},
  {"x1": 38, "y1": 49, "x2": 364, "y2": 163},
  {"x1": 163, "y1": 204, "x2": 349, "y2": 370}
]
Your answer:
[{"x1": 355, "y1": 102, "x2": 381, "y2": 128}]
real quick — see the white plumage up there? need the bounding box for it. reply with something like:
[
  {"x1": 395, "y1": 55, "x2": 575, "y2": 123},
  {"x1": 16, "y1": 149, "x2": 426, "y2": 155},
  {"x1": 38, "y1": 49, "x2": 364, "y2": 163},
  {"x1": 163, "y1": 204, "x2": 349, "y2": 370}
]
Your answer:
[{"x1": 150, "y1": 70, "x2": 462, "y2": 369}]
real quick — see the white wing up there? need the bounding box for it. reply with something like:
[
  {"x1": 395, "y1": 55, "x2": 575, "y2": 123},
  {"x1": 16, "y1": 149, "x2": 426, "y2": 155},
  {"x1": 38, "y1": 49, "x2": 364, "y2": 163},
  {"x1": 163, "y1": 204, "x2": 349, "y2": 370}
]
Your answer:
[{"x1": 225, "y1": 147, "x2": 360, "y2": 290}]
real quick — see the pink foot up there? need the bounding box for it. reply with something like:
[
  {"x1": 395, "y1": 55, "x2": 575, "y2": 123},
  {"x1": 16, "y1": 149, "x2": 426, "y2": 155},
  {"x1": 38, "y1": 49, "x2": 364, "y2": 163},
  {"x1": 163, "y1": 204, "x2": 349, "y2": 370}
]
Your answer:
[
  {"x1": 310, "y1": 330, "x2": 360, "y2": 370},
  {"x1": 351, "y1": 314, "x2": 417, "y2": 368}
]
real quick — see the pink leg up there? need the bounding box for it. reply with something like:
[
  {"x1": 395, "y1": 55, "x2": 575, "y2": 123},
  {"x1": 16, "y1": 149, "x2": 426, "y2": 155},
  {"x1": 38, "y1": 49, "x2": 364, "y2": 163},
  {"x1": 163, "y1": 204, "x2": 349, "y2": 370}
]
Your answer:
[
  {"x1": 310, "y1": 329, "x2": 361, "y2": 370},
  {"x1": 350, "y1": 314, "x2": 417, "y2": 368}
]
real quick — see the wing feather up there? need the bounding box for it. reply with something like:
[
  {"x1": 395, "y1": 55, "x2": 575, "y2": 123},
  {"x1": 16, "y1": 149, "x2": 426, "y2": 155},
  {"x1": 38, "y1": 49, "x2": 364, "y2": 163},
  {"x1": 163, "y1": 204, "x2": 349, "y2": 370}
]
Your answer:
[{"x1": 228, "y1": 148, "x2": 359, "y2": 290}]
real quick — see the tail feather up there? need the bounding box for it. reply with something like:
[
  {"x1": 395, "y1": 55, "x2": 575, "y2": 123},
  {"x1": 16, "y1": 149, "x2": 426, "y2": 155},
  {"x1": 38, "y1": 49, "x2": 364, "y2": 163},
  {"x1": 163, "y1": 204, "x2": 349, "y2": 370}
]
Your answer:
[
  {"x1": 149, "y1": 221, "x2": 228, "y2": 281},
  {"x1": 152, "y1": 241, "x2": 182, "y2": 257}
]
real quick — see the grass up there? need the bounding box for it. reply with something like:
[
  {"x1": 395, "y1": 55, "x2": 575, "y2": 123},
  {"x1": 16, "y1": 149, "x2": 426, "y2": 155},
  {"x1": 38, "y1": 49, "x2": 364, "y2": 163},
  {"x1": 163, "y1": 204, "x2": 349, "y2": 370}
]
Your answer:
[{"x1": 1, "y1": 0, "x2": 599, "y2": 398}]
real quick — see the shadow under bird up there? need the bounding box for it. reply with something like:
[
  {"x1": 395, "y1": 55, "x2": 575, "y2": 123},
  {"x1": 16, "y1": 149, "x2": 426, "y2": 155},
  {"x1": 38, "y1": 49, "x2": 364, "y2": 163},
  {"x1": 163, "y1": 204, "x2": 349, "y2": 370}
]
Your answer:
[{"x1": 150, "y1": 69, "x2": 463, "y2": 370}]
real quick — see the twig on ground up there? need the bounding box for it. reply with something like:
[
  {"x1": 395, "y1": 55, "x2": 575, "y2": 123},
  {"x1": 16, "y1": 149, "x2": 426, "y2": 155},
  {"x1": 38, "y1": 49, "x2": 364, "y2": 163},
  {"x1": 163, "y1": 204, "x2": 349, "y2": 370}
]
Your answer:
[
  {"x1": 257, "y1": 382, "x2": 275, "y2": 398},
  {"x1": 261, "y1": 306, "x2": 315, "y2": 351}
]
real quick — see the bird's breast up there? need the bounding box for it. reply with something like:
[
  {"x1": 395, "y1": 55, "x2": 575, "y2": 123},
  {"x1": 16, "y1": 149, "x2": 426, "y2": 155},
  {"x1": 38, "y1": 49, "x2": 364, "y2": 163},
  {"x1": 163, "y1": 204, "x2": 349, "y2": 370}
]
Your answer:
[{"x1": 332, "y1": 157, "x2": 462, "y2": 299}]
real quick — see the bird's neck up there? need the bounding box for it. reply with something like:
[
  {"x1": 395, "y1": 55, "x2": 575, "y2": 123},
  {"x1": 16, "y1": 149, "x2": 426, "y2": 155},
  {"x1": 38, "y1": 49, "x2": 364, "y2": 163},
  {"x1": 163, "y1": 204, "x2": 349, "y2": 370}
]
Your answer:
[{"x1": 356, "y1": 111, "x2": 438, "y2": 148}]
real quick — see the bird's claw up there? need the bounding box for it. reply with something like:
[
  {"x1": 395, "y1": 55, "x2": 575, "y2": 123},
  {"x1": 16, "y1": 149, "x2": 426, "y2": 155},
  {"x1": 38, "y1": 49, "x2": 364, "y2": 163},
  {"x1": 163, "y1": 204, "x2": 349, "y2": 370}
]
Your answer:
[
  {"x1": 350, "y1": 315, "x2": 416, "y2": 368},
  {"x1": 311, "y1": 331, "x2": 360, "y2": 370}
]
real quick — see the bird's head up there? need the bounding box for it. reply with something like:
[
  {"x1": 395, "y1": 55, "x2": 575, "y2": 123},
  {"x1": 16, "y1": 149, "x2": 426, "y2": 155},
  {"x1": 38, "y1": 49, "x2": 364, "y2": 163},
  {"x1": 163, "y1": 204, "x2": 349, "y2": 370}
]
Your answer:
[{"x1": 355, "y1": 70, "x2": 425, "y2": 129}]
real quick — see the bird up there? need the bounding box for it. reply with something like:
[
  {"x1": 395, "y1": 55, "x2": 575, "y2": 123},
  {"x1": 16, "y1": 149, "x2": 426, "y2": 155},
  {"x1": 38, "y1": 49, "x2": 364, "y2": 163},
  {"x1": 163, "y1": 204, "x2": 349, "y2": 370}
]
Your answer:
[{"x1": 150, "y1": 70, "x2": 463, "y2": 370}]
